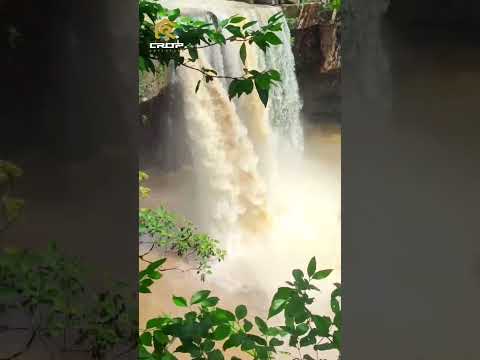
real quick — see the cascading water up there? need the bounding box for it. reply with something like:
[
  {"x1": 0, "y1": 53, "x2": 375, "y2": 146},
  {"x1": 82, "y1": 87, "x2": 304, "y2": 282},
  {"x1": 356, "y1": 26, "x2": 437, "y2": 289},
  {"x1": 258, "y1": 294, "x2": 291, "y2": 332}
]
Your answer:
[{"x1": 162, "y1": 0, "x2": 304, "y2": 252}]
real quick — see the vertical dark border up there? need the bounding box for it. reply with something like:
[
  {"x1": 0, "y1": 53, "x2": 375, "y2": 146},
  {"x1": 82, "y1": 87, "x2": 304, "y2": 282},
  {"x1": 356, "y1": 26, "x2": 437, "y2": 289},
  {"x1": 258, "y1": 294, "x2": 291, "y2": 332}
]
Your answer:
[
  {"x1": 1, "y1": 1, "x2": 138, "y2": 358},
  {"x1": 343, "y1": 0, "x2": 480, "y2": 359}
]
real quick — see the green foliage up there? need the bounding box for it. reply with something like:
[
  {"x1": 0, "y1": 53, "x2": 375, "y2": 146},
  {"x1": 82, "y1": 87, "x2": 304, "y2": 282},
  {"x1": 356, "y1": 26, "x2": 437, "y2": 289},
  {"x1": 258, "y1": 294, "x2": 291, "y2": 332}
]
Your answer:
[
  {"x1": 267, "y1": 258, "x2": 341, "y2": 357},
  {"x1": 318, "y1": 0, "x2": 343, "y2": 23},
  {"x1": 139, "y1": 170, "x2": 151, "y2": 198},
  {"x1": 139, "y1": 0, "x2": 285, "y2": 106},
  {"x1": 139, "y1": 171, "x2": 226, "y2": 280},
  {"x1": 299, "y1": 0, "x2": 342, "y2": 10},
  {"x1": 141, "y1": 256, "x2": 341, "y2": 359},
  {"x1": 139, "y1": 291, "x2": 288, "y2": 360},
  {"x1": 139, "y1": 207, "x2": 225, "y2": 277},
  {"x1": 325, "y1": 0, "x2": 342, "y2": 12},
  {"x1": 0, "y1": 162, "x2": 138, "y2": 359},
  {"x1": 0, "y1": 160, "x2": 24, "y2": 228},
  {"x1": 139, "y1": 258, "x2": 166, "y2": 293},
  {"x1": 1, "y1": 164, "x2": 342, "y2": 360},
  {"x1": 0, "y1": 243, "x2": 137, "y2": 359}
]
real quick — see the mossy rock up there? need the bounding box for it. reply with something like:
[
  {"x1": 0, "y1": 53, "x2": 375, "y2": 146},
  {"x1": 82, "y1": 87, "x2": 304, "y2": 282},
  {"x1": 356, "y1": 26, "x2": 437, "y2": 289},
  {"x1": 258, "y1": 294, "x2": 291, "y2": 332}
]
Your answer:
[{"x1": 139, "y1": 63, "x2": 168, "y2": 103}]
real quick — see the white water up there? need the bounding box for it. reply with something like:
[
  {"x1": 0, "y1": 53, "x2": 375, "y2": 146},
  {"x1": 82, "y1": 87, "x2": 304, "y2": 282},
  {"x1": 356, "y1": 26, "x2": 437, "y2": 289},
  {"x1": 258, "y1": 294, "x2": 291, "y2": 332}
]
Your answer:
[{"x1": 162, "y1": 0, "x2": 304, "y2": 250}]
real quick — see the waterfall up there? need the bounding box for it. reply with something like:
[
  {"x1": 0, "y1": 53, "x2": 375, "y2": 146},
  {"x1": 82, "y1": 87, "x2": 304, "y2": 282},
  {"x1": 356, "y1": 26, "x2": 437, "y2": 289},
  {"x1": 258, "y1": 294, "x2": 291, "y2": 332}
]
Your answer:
[{"x1": 161, "y1": 0, "x2": 303, "y2": 249}]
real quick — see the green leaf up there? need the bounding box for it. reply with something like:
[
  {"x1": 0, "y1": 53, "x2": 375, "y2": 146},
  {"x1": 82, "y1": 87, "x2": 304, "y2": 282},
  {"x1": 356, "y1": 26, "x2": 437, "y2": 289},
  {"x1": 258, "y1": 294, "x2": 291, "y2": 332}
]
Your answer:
[
  {"x1": 211, "y1": 308, "x2": 235, "y2": 324},
  {"x1": 299, "y1": 332, "x2": 316, "y2": 347},
  {"x1": 269, "y1": 338, "x2": 284, "y2": 347},
  {"x1": 172, "y1": 295, "x2": 188, "y2": 307},
  {"x1": 295, "y1": 323, "x2": 309, "y2": 336},
  {"x1": 331, "y1": 296, "x2": 340, "y2": 314},
  {"x1": 334, "y1": 312, "x2": 342, "y2": 328},
  {"x1": 146, "y1": 258, "x2": 166, "y2": 273},
  {"x1": 230, "y1": 16, "x2": 246, "y2": 24},
  {"x1": 268, "y1": 297, "x2": 287, "y2": 319},
  {"x1": 264, "y1": 32, "x2": 282, "y2": 45},
  {"x1": 240, "y1": 43, "x2": 247, "y2": 65},
  {"x1": 140, "y1": 278, "x2": 154, "y2": 289},
  {"x1": 243, "y1": 319, "x2": 253, "y2": 332},
  {"x1": 268, "y1": 69, "x2": 281, "y2": 82},
  {"x1": 312, "y1": 315, "x2": 331, "y2": 336},
  {"x1": 225, "y1": 25, "x2": 243, "y2": 38},
  {"x1": 247, "y1": 334, "x2": 267, "y2": 346},
  {"x1": 333, "y1": 330, "x2": 341, "y2": 348},
  {"x1": 207, "y1": 349, "x2": 224, "y2": 360},
  {"x1": 168, "y1": 8, "x2": 180, "y2": 21},
  {"x1": 253, "y1": 35, "x2": 268, "y2": 52},
  {"x1": 285, "y1": 299, "x2": 306, "y2": 322},
  {"x1": 139, "y1": 346, "x2": 154, "y2": 359},
  {"x1": 188, "y1": 48, "x2": 199, "y2": 62},
  {"x1": 289, "y1": 335, "x2": 298, "y2": 347},
  {"x1": 307, "y1": 257, "x2": 316, "y2": 277},
  {"x1": 256, "y1": 86, "x2": 269, "y2": 107},
  {"x1": 223, "y1": 334, "x2": 241, "y2": 350},
  {"x1": 314, "y1": 343, "x2": 335, "y2": 351},
  {"x1": 149, "y1": 271, "x2": 162, "y2": 279},
  {"x1": 254, "y1": 73, "x2": 270, "y2": 90},
  {"x1": 268, "y1": 11, "x2": 284, "y2": 24},
  {"x1": 312, "y1": 269, "x2": 333, "y2": 280},
  {"x1": 256, "y1": 346, "x2": 268, "y2": 359},
  {"x1": 292, "y1": 269, "x2": 304, "y2": 282},
  {"x1": 140, "y1": 332, "x2": 152, "y2": 346},
  {"x1": 200, "y1": 296, "x2": 219, "y2": 307},
  {"x1": 235, "y1": 304, "x2": 247, "y2": 320},
  {"x1": 191, "y1": 290, "x2": 211, "y2": 305},
  {"x1": 139, "y1": 56, "x2": 147, "y2": 72},
  {"x1": 212, "y1": 324, "x2": 231, "y2": 340},
  {"x1": 219, "y1": 18, "x2": 230, "y2": 28},
  {"x1": 228, "y1": 80, "x2": 239, "y2": 100},
  {"x1": 242, "y1": 21, "x2": 257, "y2": 30},
  {"x1": 201, "y1": 339, "x2": 215, "y2": 352},
  {"x1": 254, "y1": 316, "x2": 268, "y2": 334},
  {"x1": 146, "y1": 318, "x2": 163, "y2": 329},
  {"x1": 139, "y1": 286, "x2": 151, "y2": 294},
  {"x1": 240, "y1": 79, "x2": 254, "y2": 95},
  {"x1": 240, "y1": 337, "x2": 255, "y2": 351},
  {"x1": 154, "y1": 331, "x2": 169, "y2": 345},
  {"x1": 295, "y1": 310, "x2": 310, "y2": 324}
]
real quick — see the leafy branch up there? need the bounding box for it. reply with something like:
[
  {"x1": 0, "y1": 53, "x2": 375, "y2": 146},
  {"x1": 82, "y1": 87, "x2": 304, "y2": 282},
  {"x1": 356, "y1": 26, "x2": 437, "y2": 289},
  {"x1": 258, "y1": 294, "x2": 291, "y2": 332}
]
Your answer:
[
  {"x1": 0, "y1": 243, "x2": 138, "y2": 359},
  {"x1": 138, "y1": 171, "x2": 226, "y2": 284},
  {"x1": 139, "y1": 0, "x2": 286, "y2": 106},
  {"x1": 140, "y1": 256, "x2": 341, "y2": 360}
]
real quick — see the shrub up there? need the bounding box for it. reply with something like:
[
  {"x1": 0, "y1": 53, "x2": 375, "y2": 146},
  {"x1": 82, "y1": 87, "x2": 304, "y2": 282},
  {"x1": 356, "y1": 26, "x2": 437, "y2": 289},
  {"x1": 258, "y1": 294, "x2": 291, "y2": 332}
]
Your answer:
[{"x1": 140, "y1": 256, "x2": 341, "y2": 360}]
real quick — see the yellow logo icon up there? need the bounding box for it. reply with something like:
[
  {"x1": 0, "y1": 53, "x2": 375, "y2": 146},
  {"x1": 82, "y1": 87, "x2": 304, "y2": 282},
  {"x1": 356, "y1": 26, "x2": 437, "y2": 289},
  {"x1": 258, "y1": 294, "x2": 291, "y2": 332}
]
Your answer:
[{"x1": 155, "y1": 19, "x2": 176, "y2": 40}]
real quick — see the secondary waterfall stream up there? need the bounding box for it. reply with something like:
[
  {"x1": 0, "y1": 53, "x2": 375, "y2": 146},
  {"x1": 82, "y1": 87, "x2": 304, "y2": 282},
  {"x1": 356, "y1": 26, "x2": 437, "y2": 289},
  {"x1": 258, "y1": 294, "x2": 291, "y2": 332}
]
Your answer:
[
  {"x1": 163, "y1": 0, "x2": 304, "y2": 252},
  {"x1": 141, "y1": 1, "x2": 340, "y2": 359}
]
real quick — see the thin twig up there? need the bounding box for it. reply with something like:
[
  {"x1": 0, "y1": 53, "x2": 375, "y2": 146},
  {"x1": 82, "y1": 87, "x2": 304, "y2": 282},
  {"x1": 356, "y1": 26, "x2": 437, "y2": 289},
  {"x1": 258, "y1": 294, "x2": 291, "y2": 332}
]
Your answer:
[
  {"x1": 180, "y1": 63, "x2": 245, "y2": 81},
  {"x1": 0, "y1": 328, "x2": 37, "y2": 360}
]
